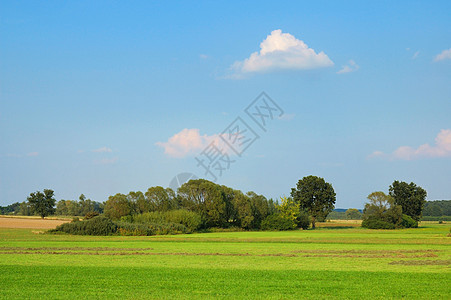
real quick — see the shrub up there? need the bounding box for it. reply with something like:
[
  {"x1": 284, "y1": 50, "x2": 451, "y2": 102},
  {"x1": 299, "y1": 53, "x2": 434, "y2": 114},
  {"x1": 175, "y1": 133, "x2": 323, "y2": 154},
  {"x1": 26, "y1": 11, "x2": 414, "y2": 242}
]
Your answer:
[
  {"x1": 71, "y1": 217, "x2": 80, "y2": 223},
  {"x1": 261, "y1": 214, "x2": 296, "y2": 231},
  {"x1": 116, "y1": 221, "x2": 187, "y2": 236},
  {"x1": 133, "y1": 209, "x2": 202, "y2": 233},
  {"x1": 362, "y1": 217, "x2": 396, "y2": 229},
  {"x1": 51, "y1": 216, "x2": 117, "y2": 235},
  {"x1": 401, "y1": 214, "x2": 418, "y2": 228}
]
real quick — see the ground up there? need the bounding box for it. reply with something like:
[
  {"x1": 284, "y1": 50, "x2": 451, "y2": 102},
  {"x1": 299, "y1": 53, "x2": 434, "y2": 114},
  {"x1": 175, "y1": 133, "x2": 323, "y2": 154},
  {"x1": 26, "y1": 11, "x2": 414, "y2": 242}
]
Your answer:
[{"x1": 0, "y1": 217, "x2": 449, "y2": 299}]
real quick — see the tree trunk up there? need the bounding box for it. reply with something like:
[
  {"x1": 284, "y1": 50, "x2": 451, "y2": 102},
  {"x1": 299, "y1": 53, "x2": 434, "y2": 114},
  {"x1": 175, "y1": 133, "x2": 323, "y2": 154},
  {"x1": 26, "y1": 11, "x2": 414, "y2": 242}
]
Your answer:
[{"x1": 312, "y1": 216, "x2": 316, "y2": 229}]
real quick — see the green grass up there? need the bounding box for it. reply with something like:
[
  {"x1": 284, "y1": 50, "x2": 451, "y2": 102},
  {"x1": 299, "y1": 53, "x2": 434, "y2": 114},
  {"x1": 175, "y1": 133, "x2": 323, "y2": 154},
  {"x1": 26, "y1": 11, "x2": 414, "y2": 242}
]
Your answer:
[{"x1": 0, "y1": 223, "x2": 450, "y2": 299}]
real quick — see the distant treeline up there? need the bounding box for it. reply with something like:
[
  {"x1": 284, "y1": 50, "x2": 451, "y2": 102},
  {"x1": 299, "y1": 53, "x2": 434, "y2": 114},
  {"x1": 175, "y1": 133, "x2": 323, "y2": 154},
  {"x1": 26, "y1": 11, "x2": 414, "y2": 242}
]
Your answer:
[
  {"x1": 0, "y1": 194, "x2": 104, "y2": 216},
  {"x1": 422, "y1": 200, "x2": 451, "y2": 217}
]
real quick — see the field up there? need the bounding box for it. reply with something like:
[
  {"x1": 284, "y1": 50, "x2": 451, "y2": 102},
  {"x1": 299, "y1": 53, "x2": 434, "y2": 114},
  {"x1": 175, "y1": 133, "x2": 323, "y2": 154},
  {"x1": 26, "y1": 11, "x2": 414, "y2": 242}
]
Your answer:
[{"x1": 0, "y1": 218, "x2": 449, "y2": 299}]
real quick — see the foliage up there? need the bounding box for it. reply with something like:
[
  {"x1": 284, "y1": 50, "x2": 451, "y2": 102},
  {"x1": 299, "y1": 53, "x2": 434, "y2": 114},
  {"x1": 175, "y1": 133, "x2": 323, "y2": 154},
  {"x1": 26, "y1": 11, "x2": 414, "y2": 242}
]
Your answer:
[
  {"x1": 277, "y1": 196, "x2": 310, "y2": 229},
  {"x1": 0, "y1": 202, "x2": 21, "y2": 215},
  {"x1": 290, "y1": 175, "x2": 336, "y2": 229},
  {"x1": 345, "y1": 208, "x2": 362, "y2": 220},
  {"x1": 401, "y1": 214, "x2": 418, "y2": 228},
  {"x1": 260, "y1": 214, "x2": 296, "y2": 231},
  {"x1": 362, "y1": 191, "x2": 403, "y2": 229},
  {"x1": 116, "y1": 221, "x2": 187, "y2": 236},
  {"x1": 27, "y1": 189, "x2": 56, "y2": 218},
  {"x1": 361, "y1": 216, "x2": 396, "y2": 229},
  {"x1": 423, "y1": 200, "x2": 451, "y2": 217},
  {"x1": 51, "y1": 216, "x2": 117, "y2": 235},
  {"x1": 55, "y1": 195, "x2": 103, "y2": 216},
  {"x1": 389, "y1": 181, "x2": 427, "y2": 221},
  {"x1": 132, "y1": 209, "x2": 202, "y2": 232},
  {"x1": 104, "y1": 193, "x2": 133, "y2": 220},
  {"x1": 84, "y1": 211, "x2": 100, "y2": 220}
]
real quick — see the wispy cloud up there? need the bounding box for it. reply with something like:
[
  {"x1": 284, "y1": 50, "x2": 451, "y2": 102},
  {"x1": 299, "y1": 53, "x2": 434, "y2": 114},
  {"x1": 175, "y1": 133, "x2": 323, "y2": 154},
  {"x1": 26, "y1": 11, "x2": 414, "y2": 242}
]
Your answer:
[
  {"x1": 199, "y1": 54, "x2": 209, "y2": 59},
  {"x1": 434, "y1": 48, "x2": 451, "y2": 62},
  {"x1": 412, "y1": 51, "x2": 420, "y2": 59},
  {"x1": 229, "y1": 29, "x2": 333, "y2": 78},
  {"x1": 26, "y1": 152, "x2": 39, "y2": 157},
  {"x1": 337, "y1": 60, "x2": 359, "y2": 74},
  {"x1": 369, "y1": 129, "x2": 451, "y2": 160},
  {"x1": 92, "y1": 147, "x2": 112, "y2": 153}
]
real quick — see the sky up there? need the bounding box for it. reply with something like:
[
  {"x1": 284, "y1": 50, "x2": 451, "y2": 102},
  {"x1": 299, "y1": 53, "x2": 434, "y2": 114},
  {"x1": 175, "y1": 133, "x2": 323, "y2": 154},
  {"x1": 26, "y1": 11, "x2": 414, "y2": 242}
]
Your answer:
[{"x1": 1, "y1": 1, "x2": 450, "y2": 208}]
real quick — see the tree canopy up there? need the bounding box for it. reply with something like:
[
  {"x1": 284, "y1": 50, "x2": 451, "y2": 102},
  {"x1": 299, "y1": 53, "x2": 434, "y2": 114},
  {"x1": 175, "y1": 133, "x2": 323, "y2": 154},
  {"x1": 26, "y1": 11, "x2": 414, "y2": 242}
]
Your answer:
[
  {"x1": 27, "y1": 189, "x2": 56, "y2": 218},
  {"x1": 389, "y1": 181, "x2": 427, "y2": 221},
  {"x1": 290, "y1": 175, "x2": 336, "y2": 229}
]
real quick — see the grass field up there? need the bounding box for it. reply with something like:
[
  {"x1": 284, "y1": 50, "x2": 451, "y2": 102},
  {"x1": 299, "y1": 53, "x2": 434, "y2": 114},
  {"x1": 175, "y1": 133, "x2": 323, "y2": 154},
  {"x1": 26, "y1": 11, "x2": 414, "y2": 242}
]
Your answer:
[{"x1": 0, "y1": 219, "x2": 449, "y2": 299}]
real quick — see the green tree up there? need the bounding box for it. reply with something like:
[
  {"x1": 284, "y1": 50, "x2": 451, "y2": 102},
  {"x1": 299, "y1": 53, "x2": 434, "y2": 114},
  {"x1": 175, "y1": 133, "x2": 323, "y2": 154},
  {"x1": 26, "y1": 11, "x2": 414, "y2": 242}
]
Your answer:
[
  {"x1": 104, "y1": 193, "x2": 132, "y2": 220},
  {"x1": 362, "y1": 191, "x2": 403, "y2": 229},
  {"x1": 345, "y1": 208, "x2": 362, "y2": 220},
  {"x1": 389, "y1": 181, "x2": 427, "y2": 221},
  {"x1": 27, "y1": 189, "x2": 56, "y2": 218},
  {"x1": 178, "y1": 179, "x2": 227, "y2": 228},
  {"x1": 291, "y1": 176, "x2": 336, "y2": 229}
]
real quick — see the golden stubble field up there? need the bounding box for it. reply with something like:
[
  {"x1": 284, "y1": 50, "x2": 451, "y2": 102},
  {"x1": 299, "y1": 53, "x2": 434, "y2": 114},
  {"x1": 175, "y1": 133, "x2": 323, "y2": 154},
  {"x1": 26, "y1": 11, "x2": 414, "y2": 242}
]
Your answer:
[{"x1": 0, "y1": 216, "x2": 69, "y2": 229}]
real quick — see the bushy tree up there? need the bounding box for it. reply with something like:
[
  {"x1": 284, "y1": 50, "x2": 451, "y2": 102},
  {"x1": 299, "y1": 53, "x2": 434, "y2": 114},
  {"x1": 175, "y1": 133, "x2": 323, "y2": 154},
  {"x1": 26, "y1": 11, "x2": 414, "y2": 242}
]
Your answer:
[
  {"x1": 362, "y1": 191, "x2": 403, "y2": 229},
  {"x1": 389, "y1": 181, "x2": 427, "y2": 221},
  {"x1": 27, "y1": 189, "x2": 56, "y2": 218},
  {"x1": 345, "y1": 208, "x2": 362, "y2": 220},
  {"x1": 291, "y1": 175, "x2": 336, "y2": 229},
  {"x1": 104, "y1": 193, "x2": 133, "y2": 220}
]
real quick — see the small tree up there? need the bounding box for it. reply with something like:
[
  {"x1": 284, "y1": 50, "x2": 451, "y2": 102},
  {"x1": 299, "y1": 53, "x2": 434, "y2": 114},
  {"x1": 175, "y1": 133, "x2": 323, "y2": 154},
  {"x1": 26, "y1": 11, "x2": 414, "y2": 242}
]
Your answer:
[
  {"x1": 27, "y1": 189, "x2": 56, "y2": 218},
  {"x1": 389, "y1": 181, "x2": 427, "y2": 221},
  {"x1": 345, "y1": 208, "x2": 362, "y2": 220},
  {"x1": 291, "y1": 175, "x2": 336, "y2": 229}
]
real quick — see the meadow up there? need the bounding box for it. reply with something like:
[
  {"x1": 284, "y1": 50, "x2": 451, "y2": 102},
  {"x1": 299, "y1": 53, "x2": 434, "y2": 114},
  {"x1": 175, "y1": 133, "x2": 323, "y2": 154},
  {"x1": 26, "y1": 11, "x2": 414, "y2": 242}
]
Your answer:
[{"x1": 0, "y1": 219, "x2": 449, "y2": 299}]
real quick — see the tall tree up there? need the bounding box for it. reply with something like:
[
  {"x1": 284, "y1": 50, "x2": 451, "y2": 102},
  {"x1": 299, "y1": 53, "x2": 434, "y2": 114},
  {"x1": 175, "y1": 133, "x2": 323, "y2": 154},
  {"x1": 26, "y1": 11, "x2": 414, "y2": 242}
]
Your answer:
[
  {"x1": 291, "y1": 175, "x2": 336, "y2": 229},
  {"x1": 389, "y1": 181, "x2": 427, "y2": 221},
  {"x1": 362, "y1": 191, "x2": 403, "y2": 228},
  {"x1": 27, "y1": 189, "x2": 56, "y2": 218}
]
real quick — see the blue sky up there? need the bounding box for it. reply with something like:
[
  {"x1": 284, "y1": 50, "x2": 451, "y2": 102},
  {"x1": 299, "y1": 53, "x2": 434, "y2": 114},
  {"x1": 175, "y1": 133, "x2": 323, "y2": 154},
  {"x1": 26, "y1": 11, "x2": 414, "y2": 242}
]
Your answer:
[{"x1": 1, "y1": 1, "x2": 450, "y2": 208}]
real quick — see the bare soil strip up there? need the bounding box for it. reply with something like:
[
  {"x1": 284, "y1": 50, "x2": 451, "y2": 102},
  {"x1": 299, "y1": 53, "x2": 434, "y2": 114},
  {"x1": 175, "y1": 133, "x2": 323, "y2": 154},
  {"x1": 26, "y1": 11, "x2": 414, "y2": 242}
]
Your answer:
[{"x1": 0, "y1": 217, "x2": 69, "y2": 229}]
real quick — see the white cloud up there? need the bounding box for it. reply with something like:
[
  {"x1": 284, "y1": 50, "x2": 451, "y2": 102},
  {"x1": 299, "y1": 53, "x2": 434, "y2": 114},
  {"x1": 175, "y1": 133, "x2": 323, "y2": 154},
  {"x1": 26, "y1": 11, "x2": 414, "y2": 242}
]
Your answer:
[
  {"x1": 92, "y1": 147, "x2": 112, "y2": 153},
  {"x1": 26, "y1": 152, "x2": 39, "y2": 157},
  {"x1": 337, "y1": 60, "x2": 359, "y2": 74},
  {"x1": 199, "y1": 54, "x2": 209, "y2": 59},
  {"x1": 369, "y1": 129, "x2": 451, "y2": 160},
  {"x1": 434, "y1": 48, "x2": 451, "y2": 62},
  {"x1": 156, "y1": 128, "x2": 239, "y2": 158},
  {"x1": 230, "y1": 29, "x2": 333, "y2": 77}
]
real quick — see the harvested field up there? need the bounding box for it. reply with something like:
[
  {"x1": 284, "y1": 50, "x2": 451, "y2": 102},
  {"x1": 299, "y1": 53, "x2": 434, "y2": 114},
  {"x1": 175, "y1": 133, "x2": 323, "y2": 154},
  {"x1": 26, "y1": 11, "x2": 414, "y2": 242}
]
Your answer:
[{"x1": 0, "y1": 217, "x2": 69, "y2": 229}]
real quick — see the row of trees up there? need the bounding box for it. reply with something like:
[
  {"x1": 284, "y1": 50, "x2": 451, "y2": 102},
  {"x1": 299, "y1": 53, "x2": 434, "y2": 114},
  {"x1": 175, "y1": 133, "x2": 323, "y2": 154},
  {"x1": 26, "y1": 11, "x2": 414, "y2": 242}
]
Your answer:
[
  {"x1": 104, "y1": 179, "x2": 278, "y2": 230},
  {"x1": 362, "y1": 181, "x2": 427, "y2": 229}
]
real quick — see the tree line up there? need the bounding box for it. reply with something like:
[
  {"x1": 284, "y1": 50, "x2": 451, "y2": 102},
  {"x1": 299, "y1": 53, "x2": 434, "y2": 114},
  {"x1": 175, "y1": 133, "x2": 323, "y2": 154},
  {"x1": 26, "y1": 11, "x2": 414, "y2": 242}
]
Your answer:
[{"x1": 0, "y1": 176, "x2": 438, "y2": 234}]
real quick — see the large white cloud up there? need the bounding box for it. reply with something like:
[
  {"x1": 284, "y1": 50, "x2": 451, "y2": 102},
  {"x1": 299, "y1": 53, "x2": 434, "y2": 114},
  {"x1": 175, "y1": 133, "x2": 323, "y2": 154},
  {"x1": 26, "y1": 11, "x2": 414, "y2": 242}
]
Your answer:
[
  {"x1": 230, "y1": 29, "x2": 333, "y2": 76},
  {"x1": 156, "y1": 129, "x2": 234, "y2": 158},
  {"x1": 369, "y1": 129, "x2": 451, "y2": 160},
  {"x1": 434, "y1": 48, "x2": 451, "y2": 62}
]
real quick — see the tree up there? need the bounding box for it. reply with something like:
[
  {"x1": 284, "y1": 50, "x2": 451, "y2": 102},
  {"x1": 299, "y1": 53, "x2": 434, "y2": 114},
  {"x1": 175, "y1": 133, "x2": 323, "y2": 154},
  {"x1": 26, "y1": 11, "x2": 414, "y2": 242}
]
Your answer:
[
  {"x1": 27, "y1": 189, "x2": 56, "y2": 218},
  {"x1": 178, "y1": 179, "x2": 228, "y2": 228},
  {"x1": 362, "y1": 191, "x2": 403, "y2": 229},
  {"x1": 104, "y1": 193, "x2": 132, "y2": 220},
  {"x1": 291, "y1": 176, "x2": 336, "y2": 229},
  {"x1": 345, "y1": 208, "x2": 362, "y2": 220},
  {"x1": 389, "y1": 181, "x2": 427, "y2": 221}
]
